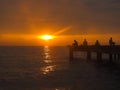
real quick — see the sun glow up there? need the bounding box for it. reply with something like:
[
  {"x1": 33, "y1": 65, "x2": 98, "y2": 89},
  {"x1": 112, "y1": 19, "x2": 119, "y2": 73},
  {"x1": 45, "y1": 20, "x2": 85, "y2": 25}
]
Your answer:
[{"x1": 38, "y1": 34, "x2": 54, "y2": 40}]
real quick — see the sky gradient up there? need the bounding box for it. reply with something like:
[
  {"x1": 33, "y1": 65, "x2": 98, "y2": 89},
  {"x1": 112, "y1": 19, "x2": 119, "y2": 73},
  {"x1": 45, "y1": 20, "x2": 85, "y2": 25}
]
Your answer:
[{"x1": 0, "y1": 0, "x2": 120, "y2": 46}]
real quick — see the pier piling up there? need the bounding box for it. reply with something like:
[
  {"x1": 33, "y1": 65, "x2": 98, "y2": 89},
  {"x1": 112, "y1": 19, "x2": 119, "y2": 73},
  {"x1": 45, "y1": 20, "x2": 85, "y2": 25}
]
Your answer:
[{"x1": 69, "y1": 45, "x2": 120, "y2": 63}]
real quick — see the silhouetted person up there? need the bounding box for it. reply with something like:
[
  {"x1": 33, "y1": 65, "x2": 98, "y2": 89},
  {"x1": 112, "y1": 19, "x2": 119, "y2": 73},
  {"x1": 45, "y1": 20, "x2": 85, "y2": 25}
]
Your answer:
[
  {"x1": 109, "y1": 37, "x2": 115, "y2": 46},
  {"x1": 73, "y1": 40, "x2": 78, "y2": 47},
  {"x1": 83, "y1": 39, "x2": 88, "y2": 46},
  {"x1": 95, "y1": 40, "x2": 100, "y2": 46}
]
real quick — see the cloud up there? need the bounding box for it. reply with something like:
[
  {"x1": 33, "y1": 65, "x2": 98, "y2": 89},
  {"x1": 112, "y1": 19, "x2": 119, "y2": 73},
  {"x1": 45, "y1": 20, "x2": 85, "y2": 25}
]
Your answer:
[{"x1": 0, "y1": 0, "x2": 119, "y2": 34}]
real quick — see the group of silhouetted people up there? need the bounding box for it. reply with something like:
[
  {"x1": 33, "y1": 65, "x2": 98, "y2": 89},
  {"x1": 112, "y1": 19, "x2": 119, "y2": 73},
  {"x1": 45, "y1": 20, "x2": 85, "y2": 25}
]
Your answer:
[
  {"x1": 72, "y1": 37, "x2": 115, "y2": 47},
  {"x1": 109, "y1": 37, "x2": 115, "y2": 46}
]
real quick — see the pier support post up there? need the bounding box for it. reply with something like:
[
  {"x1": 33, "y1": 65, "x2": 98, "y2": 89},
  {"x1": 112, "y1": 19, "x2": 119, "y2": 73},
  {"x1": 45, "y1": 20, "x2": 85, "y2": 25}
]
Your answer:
[
  {"x1": 97, "y1": 52, "x2": 102, "y2": 61},
  {"x1": 114, "y1": 54, "x2": 117, "y2": 60},
  {"x1": 87, "y1": 51, "x2": 91, "y2": 60},
  {"x1": 118, "y1": 54, "x2": 120, "y2": 60},
  {"x1": 69, "y1": 47, "x2": 74, "y2": 61},
  {"x1": 109, "y1": 54, "x2": 113, "y2": 63}
]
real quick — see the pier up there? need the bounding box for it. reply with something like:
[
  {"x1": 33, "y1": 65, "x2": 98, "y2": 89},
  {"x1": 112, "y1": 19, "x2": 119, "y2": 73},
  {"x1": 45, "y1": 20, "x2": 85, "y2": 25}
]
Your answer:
[{"x1": 69, "y1": 45, "x2": 120, "y2": 62}]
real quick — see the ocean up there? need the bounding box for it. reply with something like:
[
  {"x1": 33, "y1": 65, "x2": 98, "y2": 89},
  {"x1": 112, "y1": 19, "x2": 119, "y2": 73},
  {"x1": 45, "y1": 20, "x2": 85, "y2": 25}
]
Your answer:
[{"x1": 0, "y1": 46, "x2": 120, "y2": 90}]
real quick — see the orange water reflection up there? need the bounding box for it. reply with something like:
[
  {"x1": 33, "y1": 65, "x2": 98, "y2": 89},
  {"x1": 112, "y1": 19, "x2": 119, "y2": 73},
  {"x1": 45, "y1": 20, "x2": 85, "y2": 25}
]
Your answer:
[
  {"x1": 44, "y1": 46, "x2": 50, "y2": 59},
  {"x1": 41, "y1": 46, "x2": 56, "y2": 74},
  {"x1": 43, "y1": 46, "x2": 52, "y2": 63},
  {"x1": 41, "y1": 65, "x2": 56, "y2": 75}
]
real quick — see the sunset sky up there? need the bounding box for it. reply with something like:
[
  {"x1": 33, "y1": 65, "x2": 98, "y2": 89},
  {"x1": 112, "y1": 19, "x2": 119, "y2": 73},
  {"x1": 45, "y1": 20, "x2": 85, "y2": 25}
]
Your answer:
[{"x1": 0, "y1": 0, "x2": 120, "y2": 46}]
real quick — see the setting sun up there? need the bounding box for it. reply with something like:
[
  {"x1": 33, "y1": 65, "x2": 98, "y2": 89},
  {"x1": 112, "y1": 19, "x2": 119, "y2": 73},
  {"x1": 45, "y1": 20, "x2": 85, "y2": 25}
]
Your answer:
[{"x1": 38, "y1": 34, "x2": 54, "y2": 40}]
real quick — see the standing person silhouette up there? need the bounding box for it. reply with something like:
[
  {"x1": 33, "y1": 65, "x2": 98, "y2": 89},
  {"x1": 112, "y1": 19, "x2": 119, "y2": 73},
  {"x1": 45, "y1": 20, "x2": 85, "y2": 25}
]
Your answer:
[
  {"x1": 95, "y1": 40, "x2": 100, "y2": 46},
  {"x1": 109, "y1": 37, "x2": 115, "y2": 46},
  {"x1": 83, "y1": 39, "x2": 88, "y2": 46},
  {"x1": 73, "y1": 40, "x2": 78, "y2": 47}
]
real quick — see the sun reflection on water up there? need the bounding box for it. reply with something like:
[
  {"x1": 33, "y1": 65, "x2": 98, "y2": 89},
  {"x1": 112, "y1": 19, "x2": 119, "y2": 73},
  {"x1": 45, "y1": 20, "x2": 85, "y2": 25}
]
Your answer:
[
  {"x1": 41, "y1": 65, "x2": 56, "y2": 75},
  {"x1": 43, "y1": 46, "x2": 52, "y2": 63},
  {"x1": 41, "y1": 46, "x2": 56, "y2": 74},
  {"x1": 44, "y1": 46, "x2": 50, "y2": 59}
]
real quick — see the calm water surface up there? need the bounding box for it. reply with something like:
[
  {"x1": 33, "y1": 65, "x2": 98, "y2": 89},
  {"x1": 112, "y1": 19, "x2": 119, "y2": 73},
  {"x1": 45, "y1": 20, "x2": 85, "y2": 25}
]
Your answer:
[{"x1": 0, "y1": 46, "x2": 120, "y2": 90}]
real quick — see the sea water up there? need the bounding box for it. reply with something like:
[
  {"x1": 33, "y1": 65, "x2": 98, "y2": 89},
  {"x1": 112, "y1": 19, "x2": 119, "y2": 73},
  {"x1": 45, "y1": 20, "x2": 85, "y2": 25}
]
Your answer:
[{"x1": 0, "y1": 46, "x2": 120, "y2": 90}]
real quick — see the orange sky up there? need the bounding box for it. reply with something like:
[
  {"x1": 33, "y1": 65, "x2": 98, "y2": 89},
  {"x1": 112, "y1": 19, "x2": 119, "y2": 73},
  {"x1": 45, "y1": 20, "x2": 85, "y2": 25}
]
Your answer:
[
  {"x1": 0, "y1": 34, "x2": 120, "y2": 46},
  {"x1": 0, "y1": 0, "x2": 120, "y2": 46}
]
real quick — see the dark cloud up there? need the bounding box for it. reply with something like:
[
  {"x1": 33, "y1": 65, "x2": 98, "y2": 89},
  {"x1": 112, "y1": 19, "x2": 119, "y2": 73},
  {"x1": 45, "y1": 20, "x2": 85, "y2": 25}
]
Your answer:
[{"x1": 0, "y1": 0, "x2": 119, "y2": 34}]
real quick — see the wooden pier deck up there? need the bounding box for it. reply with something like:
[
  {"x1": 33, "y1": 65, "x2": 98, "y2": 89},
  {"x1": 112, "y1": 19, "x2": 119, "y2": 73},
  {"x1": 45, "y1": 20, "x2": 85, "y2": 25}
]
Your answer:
[{"x1": 69, "y1": 45, "x2": 120, "y2": 62}]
